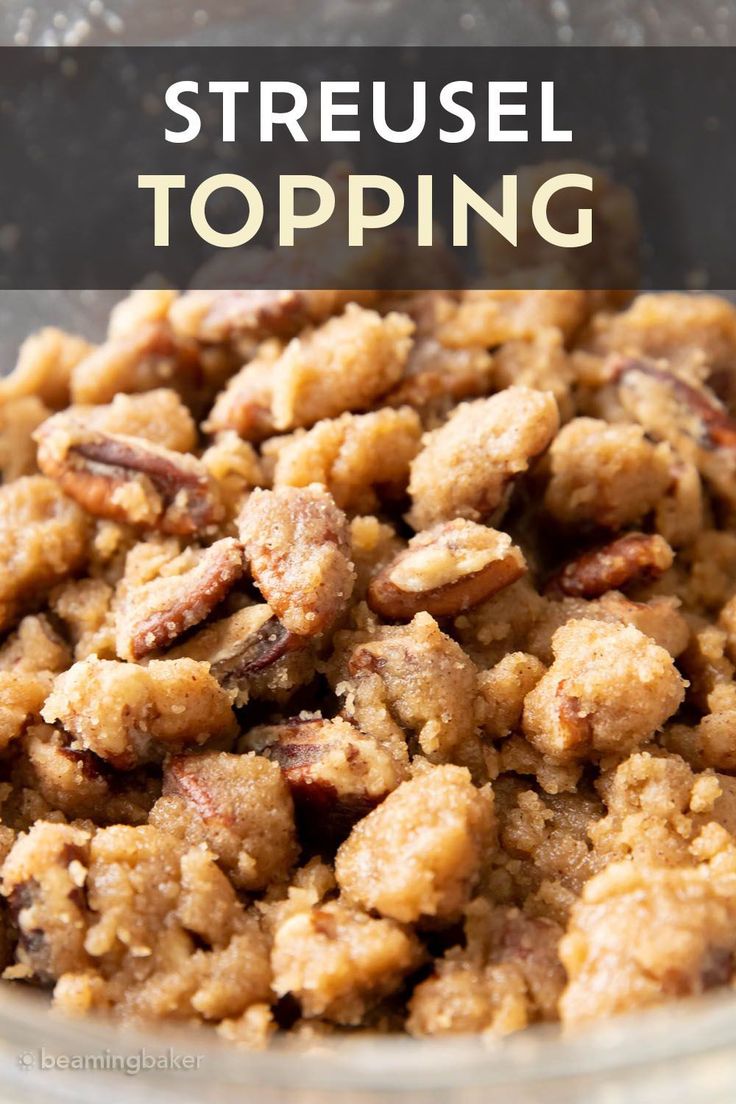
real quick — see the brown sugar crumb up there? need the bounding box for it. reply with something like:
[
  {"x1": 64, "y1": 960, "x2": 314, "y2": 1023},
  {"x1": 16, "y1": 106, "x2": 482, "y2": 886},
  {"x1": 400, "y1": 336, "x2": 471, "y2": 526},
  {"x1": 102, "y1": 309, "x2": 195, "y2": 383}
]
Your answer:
[
  {"x1": 544, "y1": 417, "x2": 677, "y2": 530},
  {"x1": 407, "y1": 388, "x2": 559, "y2": 531},
  {"x1": 478, "y1": 652, "x2": 547, "y2": 741},
  {"x1": 65, "y1": 389, "x2": 197, "y2": 453},
  {"x1": 204, "y1": 340, "x2": 282, "y2": 441},
  {"x1": 35, "y1": 415, "x2": 223, "y2": 535},
  {"x1": 270, "y1": 406, "x2": 422, "y2": 514},
  {"x1": 42, "y1": 656, "x2": 237, "y2": 769},
  {"x1": 0, "y1": 327, "x2": 94, "y2": 410},
  {"x1": 247, "y1": 715, "x2": 407, "y2": 848},
  {"x1": 522, "y1": 619, "x2": 685, "y2": 763},
  {"x1": 560, "y1": 831, "x2": 736, "y2": 1024},
  {"x1": 239, "y1": 485, "x2": 354, "y2": 636},
  {"x1": 367, "y1": 520, "x2": 526, "y2": 621},
  {"x1": 335, "y1": 765, "x2": 495, "y2": 923},
  {"x1": 150, "y1": 751, "x2": 298, "y2": 890},
  {"x1": 0, "y1": 476, "x2": 90, "y2": 632},
  {"x1": 114, "y1": 537, "x2": 245, "y2": 660},
  {"x1": 408, "y1": 905, "x2": 565, "y2": 1037},
  {"x1": 0, "y1": 396, "x2": 50, "y2": 482},
  {"x1": 338, "y1": 612, "x2": 480, "y2": 762},
  {"x1": 272, "y1": 896, "x2": 423, "y2": 1025}
]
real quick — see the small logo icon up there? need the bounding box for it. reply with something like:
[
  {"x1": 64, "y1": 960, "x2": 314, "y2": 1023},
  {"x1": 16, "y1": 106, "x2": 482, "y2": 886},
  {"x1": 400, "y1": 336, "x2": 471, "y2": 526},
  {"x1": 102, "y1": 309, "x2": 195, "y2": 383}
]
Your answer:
[{"x1": 17, "y1": 1051, "x2": 35, "y2": 1070}]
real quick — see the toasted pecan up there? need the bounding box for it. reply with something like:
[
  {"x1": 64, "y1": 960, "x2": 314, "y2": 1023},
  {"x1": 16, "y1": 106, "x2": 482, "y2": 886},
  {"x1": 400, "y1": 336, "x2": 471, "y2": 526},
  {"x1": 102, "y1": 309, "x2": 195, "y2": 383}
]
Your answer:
[
  {"x1": 368, "y1": 520, "x2": 526, "y2": 620},
  {"x1": 248, "y1": 716, "x2": 405, "y2": 848},
  {"x1": 239, "y1": 485, "x2": 355, "y2": 636},
  {"x1": 35, "y1": 414, "x2": 223, "y2": 535},
  {"x1": 611, "y1": 356, "x2": 736, "y2": 450},
  {"x1": 115, "y1": 538, "x2": 245, "y2": 660},
  {"x1": 548, "y1": 533, "x2": 674, "y2": 600}
]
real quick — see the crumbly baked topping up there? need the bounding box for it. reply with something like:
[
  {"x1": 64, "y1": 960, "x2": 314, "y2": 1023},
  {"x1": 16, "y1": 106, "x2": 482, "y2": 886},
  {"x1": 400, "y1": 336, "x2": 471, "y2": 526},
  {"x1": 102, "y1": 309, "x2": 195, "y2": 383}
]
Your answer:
[{"x1": 1, "y1": 288, "x2": 736, "y2": 1044}]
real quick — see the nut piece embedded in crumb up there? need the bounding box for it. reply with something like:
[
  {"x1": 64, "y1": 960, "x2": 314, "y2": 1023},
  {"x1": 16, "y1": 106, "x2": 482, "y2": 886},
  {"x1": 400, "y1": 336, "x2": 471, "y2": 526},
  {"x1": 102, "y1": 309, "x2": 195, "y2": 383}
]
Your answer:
[
  {"x1": 368, "y1": 520, "x2": 526, "y2": 620},
  {"x1": 149, "y1": 751, "x2": 298, "y2": 890},
  {"x1": 247, "y1": 715, "x2": 407, "y2": 848},
  {"x1": 42, "y1": 656, "x2": 237, "y2": 769},
  {"x1": 407, "y1": 388, "x2": 559, "y2": 531},
  {"x1": 270, "y1": 406, "x2": 422, "y2": 514},
  {"x1": 335, "y1": 765, "x2": 495, "y2": 923},
  {"x1": 544, "y1": 417, "x2": 676, "y2": 531},
  {"x1": 271, "y1": 896, "x2": 424, "y2": 1024},
  {"x1": 35, "y1": 415, "x2": 223, "y2": 535},
  {"x1": 0, "y1": 476, "x2": 90, "y2": 632},
  {"x1": 168, "y1": 604, "x2": 310, "y2": 707},
  {"x1": 239, "y1": 485, "x2": 355, "y2": 636},
  {"x1": 341, "y1": 612, "x2": 479, "y2": 762},
  {"x1": 114, "y1": 537, "x2": 245, "y2": 660},
  {"x1": 548, "y1": 533, "x2": 674, "y2": 599},
  {"x1": 2, "y1": 821, "x2": 92, "y2": 983},
  {"x1": 522, "y1": 619, "x2": 685, "y2": 763}
]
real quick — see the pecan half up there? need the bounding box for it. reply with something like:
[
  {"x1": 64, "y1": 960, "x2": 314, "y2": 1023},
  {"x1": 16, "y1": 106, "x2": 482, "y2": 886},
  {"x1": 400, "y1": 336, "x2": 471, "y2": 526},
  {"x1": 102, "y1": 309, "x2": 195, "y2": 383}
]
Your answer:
[
  {"x1": 367, "y1": 520, "x2": 526, "y2": 620},
  {"x1": 168, "y1": 604, "x2": 308, "y2": 706},
  {"x1": 35, "y1": 415, "x2": 223, "y2": 535},
  {"x1": 115, "y1": 537, "x2": 245, "y2": 660},
  {"x1": 611, "y1": 356, "x2": 736, "y2": 450},
  {"x1": 247, "y1": 716, "x2": 405, "y2": 849},
  {"x1": 239, "y1": 485, "x2": 355, "y2": 636},
  {"x1": 548, "y1": 533, "x2": 674, "y2": 600}
]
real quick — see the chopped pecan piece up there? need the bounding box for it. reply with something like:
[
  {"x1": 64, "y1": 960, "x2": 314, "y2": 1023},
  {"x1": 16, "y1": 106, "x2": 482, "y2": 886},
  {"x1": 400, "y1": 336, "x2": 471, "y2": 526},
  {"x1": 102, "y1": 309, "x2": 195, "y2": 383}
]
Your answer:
[
  {"x1": 367, "y1": 520, "x2": 526, "y2": 620},
  {"x1": 246, "y1": 716, "x2": 406, "y2": 848},
  {"x1": 548, "y1": 533, "x2": 674, "y2": 599},
  {"x1": 239, "y1": 485, "x2": 355, "y2": 636},
  {"x1": 0, "y1": 476, "x2": 90, "y2": 632},
  {"x1": 35, "y1": 415, "x2": 223, "y2": 535},
  {"x1": 42, "y1": 656, "x2": 237, "y2": 769},
  {"x1": 612, "y1": 355, "x2": 736, "y2": 449},
  {"x1": 168, "y1": 604, "x2": 310, "y2": 706},
  {"x1": 407, "y1": 388, "x2": 560, "y2": 531},
  {"x1": 612, "y1": 356, "x2": 736, "y2": 509},
  {"x1": 115, "y1": 537, "x2": 245, "y2": 660}
]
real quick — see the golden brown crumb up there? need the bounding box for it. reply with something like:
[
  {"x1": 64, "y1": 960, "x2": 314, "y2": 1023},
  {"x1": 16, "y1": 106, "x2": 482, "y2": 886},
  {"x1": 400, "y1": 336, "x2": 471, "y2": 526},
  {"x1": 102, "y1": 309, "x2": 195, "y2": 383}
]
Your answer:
[{"x1": 408, "y1": 388, "x2": 559, "y2": 531}]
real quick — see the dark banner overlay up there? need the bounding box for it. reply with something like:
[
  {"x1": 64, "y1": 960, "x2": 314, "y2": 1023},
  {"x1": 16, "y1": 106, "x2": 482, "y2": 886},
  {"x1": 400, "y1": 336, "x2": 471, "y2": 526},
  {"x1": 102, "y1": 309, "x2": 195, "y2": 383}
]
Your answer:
[{"x1": 1, "y1": 46, "x2": 734, "y2": 290}]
